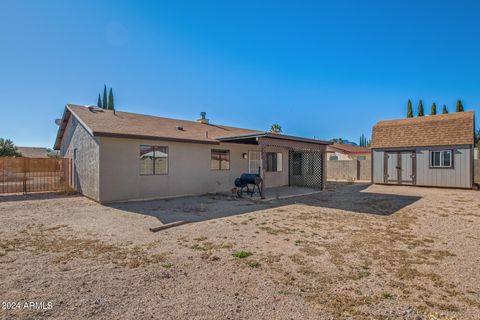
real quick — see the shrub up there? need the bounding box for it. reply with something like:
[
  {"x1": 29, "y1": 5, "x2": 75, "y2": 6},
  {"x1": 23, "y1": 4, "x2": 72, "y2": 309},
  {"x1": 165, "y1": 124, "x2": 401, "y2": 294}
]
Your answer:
[{"x1": 233, "y1": 250, "x2": 252, "y2": 259}]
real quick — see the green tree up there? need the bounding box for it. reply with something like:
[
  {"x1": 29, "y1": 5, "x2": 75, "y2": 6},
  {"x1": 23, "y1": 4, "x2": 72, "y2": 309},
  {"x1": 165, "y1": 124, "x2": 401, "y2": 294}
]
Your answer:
[
  {"x1": 338, "y1": 137, "x2": 343, "y2": 144},
  {"x1": 108, "y1": 88, "x2": 114, "y2": 110},
  {"x1": 430, "y1": 102, "x2": 437, "y2": 115},
  {"x1": 0, "y1": 138, "x2": 22, "y2": 157},
  {"x1": 97, "y1": 93, "x2": 102, "y2": 109},
  {"x1": 269, "y1": 123, "x2": 282, "y2": 134},
  {"x1": 407, "y1": 99, "x2": 413, "y2": 118},
  {"x1": 417, "y1": 100, "x2": 424, "y2": 117},
  {"x1": 360, "y1": 134, "x2": 369, "y2": 147},
  {"x1": 102, "y1": 85, "x2": 108, "y2": 110},
  {"x1": 456, "y1": 99, "x2": 464, "y2": 112},
  {"x1": 442, "y1": 105, "x2": 448, "y2": 114}
]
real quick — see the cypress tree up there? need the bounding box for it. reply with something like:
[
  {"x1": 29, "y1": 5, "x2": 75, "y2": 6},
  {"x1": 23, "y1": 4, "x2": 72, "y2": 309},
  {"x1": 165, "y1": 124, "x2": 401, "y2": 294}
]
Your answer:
[
  {"x1": 108, "y1": 88, "x2": 114, "y2": 110},
  {"x1": 407, "y1": 99, "x2": 413, "y2": 118},
  {"x1": 102, "y1": 85, "x2": 108, "y2": 110},
  {"x1": 442, "y1": 105, "x2": 448, "y2": 114},
  {"x1": 417, "y1": 100, "x2": 424, "y2": 117},
  {"x1": 430, "y1": 102, "x2": 437, "y2": 115},
  {"x1": 456, "y1": 99, "x2": 464, "y2": 112},
  {"x1": 97, "y1": 94, "x2": 102, "y2": 108}
]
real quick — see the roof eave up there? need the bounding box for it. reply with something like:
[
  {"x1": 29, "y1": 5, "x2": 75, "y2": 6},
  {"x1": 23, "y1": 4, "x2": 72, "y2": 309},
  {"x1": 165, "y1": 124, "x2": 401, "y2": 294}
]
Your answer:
[
  {"x1": 93, "y1": 132, "x2": 220, "y2": 145},
  {"x1": 216, "y1": 132, "x2": 332, "y2": 145}
]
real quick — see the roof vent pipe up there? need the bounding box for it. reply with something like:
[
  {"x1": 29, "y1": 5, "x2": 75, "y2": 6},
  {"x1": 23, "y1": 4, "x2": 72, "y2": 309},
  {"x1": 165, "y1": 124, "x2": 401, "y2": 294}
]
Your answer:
[{"x1": 197, "y1": 112, "x2": 209, "y2": 124}]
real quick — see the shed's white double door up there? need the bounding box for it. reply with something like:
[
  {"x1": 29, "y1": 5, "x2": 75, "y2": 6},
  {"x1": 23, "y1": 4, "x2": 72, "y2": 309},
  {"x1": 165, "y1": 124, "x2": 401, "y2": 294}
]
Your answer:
[{"x1": 385, "y1": 151, "x2": 416, "y2": 185}]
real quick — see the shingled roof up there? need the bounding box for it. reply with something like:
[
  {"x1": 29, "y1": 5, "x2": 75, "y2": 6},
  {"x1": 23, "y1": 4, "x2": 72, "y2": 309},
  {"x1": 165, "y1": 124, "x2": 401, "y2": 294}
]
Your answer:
[
  {"x1": 54, "y1": 105, "x2": 262, "y2": 149},
  {"x1": 327, "y1": 143, "x2": 370, "y2": 154},
  {"x1": 371, "y1": 111, "x2": 475, "y2": 149}
]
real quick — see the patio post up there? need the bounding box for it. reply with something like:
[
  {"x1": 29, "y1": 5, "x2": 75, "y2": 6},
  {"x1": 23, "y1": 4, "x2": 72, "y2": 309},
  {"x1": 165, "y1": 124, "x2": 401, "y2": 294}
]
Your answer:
[{"x1": 260, "y1": 144, "x2": 266, "y2": 199}]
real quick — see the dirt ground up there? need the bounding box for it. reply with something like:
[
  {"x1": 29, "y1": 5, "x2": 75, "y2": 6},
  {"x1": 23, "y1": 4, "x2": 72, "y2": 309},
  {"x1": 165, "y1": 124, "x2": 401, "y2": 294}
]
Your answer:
[{"x1": 1, "y1": 183, "x2": 479, "y2": 320}]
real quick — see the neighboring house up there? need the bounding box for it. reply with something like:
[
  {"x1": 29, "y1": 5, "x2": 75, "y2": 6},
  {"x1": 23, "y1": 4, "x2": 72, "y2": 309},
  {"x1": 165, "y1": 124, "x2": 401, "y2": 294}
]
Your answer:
[
  {"x1": 16, "y1": 147, "x2": 50, "y2": 158},
  {"x1": 327, "y1": 143, "x2": 371, "y2": 161},
  {"x1": 371, "y1": 112, "x2": 475, "y2": 188},
  {"x1": 53, "y1": 104, "x2": 330, "y2": 203}
]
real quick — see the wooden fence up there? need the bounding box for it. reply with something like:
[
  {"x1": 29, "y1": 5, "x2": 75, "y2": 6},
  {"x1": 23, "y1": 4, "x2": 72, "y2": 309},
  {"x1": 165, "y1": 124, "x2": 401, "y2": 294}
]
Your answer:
[{"x1": 0, "y1": 157, "x2": 72, "y2": 194}]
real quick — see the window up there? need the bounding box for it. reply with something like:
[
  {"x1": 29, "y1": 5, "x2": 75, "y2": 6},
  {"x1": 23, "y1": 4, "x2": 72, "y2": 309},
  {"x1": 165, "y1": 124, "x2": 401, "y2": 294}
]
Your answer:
[
  {"x1": 357, "y1": 155, "x2": 367, "y2": 160},
  {"x1": 329, "y1": 155, "x2": 339, "y2": 161},
  {"x1": 266, "y1": 152, "x2": 283, "y2": 172},
  {"x1": 430, "y1": 150, "x2": 452, "y2": 168},
  {"x1": 140, "y1": 145, "x2": 168, "y2": 175},
  {"x1": 211, "y1": 149, "x2": 230, "y2": 170}
]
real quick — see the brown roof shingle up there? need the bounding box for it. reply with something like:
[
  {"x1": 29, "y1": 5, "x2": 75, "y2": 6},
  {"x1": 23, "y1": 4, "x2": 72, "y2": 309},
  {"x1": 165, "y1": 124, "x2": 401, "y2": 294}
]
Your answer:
[
  {"x1": 371, "y1": 112, "x2": 475, "y2": 149},
  {"x1": 55, "y1": 105, "x2": 263, "y2": 149},
  {"x1": 17, "y1": 147, "x2": 49, "y2": 158},
  {"x1": 327, "y1": 143, "x2": 370, "y2": 154}
]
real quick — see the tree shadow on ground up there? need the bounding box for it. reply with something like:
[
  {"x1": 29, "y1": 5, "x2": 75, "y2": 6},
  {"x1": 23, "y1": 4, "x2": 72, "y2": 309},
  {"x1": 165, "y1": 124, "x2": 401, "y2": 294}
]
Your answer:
[{"x1": 106, "y1": 183, "x2": 422, "y2": 225}]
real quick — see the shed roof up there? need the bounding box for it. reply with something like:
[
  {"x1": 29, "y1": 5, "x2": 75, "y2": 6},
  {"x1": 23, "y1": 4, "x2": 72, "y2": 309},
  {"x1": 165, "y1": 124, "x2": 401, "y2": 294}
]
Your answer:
[{"x1": 371, "y1": 112, "x2": 475, "y2": 149}]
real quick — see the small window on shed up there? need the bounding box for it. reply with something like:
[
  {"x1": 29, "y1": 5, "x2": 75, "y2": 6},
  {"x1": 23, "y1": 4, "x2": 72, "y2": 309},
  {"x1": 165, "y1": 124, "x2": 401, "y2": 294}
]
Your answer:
[
  {"x1": 357, "y1": 155, "x2": 367, "y2": 160},
  {"x1": 430, "y1": 150, "x2": 452, "y2": 168},
  {"x1": 329, "y1": 155, "x2": 338, "y2": 161}
]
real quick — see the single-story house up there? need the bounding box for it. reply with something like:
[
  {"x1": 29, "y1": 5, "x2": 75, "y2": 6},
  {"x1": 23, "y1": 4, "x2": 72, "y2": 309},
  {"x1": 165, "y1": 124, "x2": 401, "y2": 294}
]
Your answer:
[
  {"x1": 53, "y1": 104, "x2": 331, "y2": 203},
  {"x1": 371, "y1": 111, "x2": 475, "y2": 188},
  {"x1": 16, "y1": 147, "x2": 50, "y2": 158},
  {"x1": 326, "y1": 143, "x2": 371, "y2": 161}
]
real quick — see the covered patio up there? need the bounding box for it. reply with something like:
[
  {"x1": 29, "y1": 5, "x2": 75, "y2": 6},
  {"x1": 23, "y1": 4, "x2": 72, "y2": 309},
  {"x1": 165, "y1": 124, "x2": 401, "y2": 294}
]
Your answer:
[{"x1": 217, "y1": 132, "x2": 331, "y2": 199}]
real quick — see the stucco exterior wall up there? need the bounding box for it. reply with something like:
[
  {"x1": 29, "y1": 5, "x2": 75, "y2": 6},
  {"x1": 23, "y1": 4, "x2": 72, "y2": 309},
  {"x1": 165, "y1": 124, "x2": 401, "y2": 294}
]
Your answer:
[
  {"x1": 97, "y1": 137, "x2": 289, "y2": 202},
  {"x1": 372, "y1": 145, "x2": 473, "y2": 188},
  {"x1": 328, "y1": 151, "x2": 371, "y2": 161},
  {"x1": 60, "y1": 117, "x2": 100, "y2": 200},
  {"x1": 326, "y1": 160, "x2": 371, "y2": 181}
]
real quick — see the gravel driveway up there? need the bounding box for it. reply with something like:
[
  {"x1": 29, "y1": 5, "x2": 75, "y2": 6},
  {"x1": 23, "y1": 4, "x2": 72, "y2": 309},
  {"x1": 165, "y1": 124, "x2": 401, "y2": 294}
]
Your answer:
[{"x1": 1, "y1": 183, "x2": 479, "y2": 319}]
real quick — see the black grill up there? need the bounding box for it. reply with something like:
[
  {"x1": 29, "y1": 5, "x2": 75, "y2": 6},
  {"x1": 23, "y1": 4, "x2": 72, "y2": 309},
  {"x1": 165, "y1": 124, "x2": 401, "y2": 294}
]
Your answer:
[{"x1": 234, "y1": 173, "x2": 263, "y2": 197}]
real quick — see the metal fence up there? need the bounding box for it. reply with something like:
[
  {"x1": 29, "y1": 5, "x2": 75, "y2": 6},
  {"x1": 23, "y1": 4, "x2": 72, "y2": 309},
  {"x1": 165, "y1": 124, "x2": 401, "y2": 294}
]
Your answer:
[{"x1": 0, "y1": 157, "x2": 72, "y2": 194}]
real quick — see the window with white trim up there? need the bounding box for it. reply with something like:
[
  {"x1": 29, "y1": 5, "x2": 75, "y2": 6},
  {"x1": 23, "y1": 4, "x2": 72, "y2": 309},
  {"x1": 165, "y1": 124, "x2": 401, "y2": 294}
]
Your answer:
[
  {"x1": 430, "y1": 150, "x2": 452, "y2": 168},
  {"x1": 266, "y1": 152, "x2": 283, "y2": 172}
]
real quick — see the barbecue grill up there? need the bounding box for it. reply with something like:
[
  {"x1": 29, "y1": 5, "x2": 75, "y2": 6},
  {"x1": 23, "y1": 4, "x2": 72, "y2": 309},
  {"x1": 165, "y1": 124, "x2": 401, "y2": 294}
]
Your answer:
[{"x1": 234, "y1": 173, "x2": 263, "y2": 197}]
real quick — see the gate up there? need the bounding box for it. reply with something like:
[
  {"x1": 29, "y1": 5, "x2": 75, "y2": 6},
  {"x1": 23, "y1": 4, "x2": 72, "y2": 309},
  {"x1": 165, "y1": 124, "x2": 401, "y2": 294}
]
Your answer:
[
  {"x1": 289, "y1": 150, "x2": 324, "y2": 188},
  {"x1": 0, "y1": 157, "x2": 72, "y2": 194},
  {"x1": 384, "y1": 151, "x2": 416, "y2": 185}
]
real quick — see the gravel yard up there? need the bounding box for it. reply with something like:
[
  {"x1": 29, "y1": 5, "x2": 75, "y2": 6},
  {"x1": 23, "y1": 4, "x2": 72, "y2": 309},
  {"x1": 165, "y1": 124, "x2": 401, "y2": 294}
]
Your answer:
[{"x1": 1, "y1": 183, "x2": 479, "y2": 320}]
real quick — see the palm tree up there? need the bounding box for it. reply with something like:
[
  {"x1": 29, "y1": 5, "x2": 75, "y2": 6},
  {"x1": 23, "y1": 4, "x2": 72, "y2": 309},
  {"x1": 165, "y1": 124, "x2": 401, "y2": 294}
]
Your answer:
[{"x1": 269, "y1": 124, "x2": 283, "y2": 134}]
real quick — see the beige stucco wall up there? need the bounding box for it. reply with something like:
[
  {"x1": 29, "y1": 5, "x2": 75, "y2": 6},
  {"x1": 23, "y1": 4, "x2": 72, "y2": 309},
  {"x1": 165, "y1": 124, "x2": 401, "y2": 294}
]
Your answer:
[
  {"x1": 97, "y1": 137, "x2": 289, "y2": 202},
  {"x1": 327, "y1": 151, "x2": 371, "y2": 161},
  {"x1": 60, "y1": 116, "x2": 100, "y2": 200}
]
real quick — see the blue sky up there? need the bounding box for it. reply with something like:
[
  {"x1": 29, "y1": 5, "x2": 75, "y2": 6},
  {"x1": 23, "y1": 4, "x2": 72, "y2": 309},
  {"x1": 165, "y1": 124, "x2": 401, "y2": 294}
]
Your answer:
[{"x1": 1, "y1": 0, "x2": 479, "y2": 148}]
